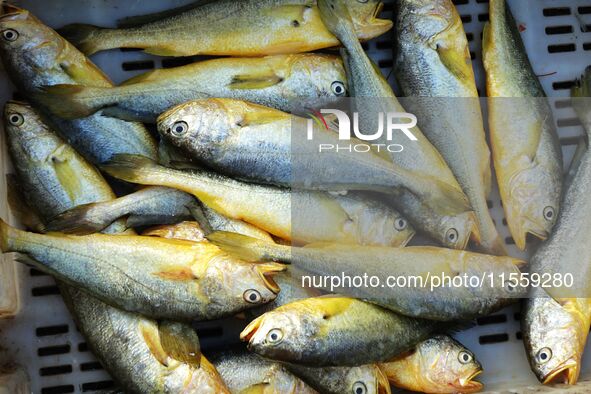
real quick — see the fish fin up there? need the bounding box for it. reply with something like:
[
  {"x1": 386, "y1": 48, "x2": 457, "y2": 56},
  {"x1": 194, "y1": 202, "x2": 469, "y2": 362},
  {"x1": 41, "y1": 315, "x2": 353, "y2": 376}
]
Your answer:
[
  {"x1": 57, "y1": 24, "x2": 104, "y2": 56},
  {"x1": 45, "y1": 202, "x2": 110, "y2": 235},
  {"x1": 120, "y1": 69, "x2": 168, "y2": 85},
  {"x1": 139, "y1": 320, "x2": 171, "y2": 367},
  {"x1": 314, "y1": 295, "x2": 354, "y2": 319},
  {"x1": 6, "y1": 175, "x2": 45, "y2": 233},
  {"x1": 99, "y1": 154, "x2": 161, "y2": 184},
  {"x1": 206, "y1": 231, "x2": 274, "y2": 262},
  {"x1": 158, "y1": 320, "x2": 201, "y2": 367},
  {"x1": 0, "y1": 217, "x2": 9, "y2": 252},
  {"x1": 38, "y1": 84, "x2": 103, "y2": 119},
  {"x1": 187, "y1": 204, "x2": 214, "y2": 235},
  {"x1": 229, "y1": 73, "x2": 284, "y2": 90}
]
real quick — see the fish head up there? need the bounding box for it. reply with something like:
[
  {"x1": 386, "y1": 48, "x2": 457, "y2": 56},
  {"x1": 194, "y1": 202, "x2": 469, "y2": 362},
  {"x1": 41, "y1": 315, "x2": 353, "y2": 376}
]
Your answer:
[
  {"x1": 346, "y1": 365, "x2": 391, "y2": 394},
  {"x1": 505, "y1": 166, "x2": 560, "y2": 250},
  {"x1": 522, "y1": 297, "x2": 587, "y2": 385},
  {"x1": 396, "y1": 0, "x2": 457, "y2": 42},
  {"x1": 3, "y1": 100, "x2": 62, "y2": 163},
  {"x1": 0, "y1": 4, "x2": 65, "y2": 76},
  {"x1": 346, "y1": 0, "x2": 393, "y2": 41},
  {"x1": 285, "y1": 54, "x2": 348, "y2": 99},
  {"x1": 204, "y1": 258, "x2": 285, "y2": 314},
  {"x1": 157, "y1": 99, "x2": 243, "y2": 158},
  {"x1": 317, "y1": 0, "x2": 391, "y2": 41},
  {"x1": 415, "y1": 335, "x2": 483, "y2": 393},
  {"x1": 240, "y1": 300, "x2": 322, "y2": 362},
  {"x1": 438, "y1": 211, "x2": 479, "y2": 250}
]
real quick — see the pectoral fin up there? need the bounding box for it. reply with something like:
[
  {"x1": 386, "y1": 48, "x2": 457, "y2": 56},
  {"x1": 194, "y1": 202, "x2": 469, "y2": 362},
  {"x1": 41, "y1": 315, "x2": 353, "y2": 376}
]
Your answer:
[{"x1": 158, "y1": 320, "x2": 201, "y2": 367}]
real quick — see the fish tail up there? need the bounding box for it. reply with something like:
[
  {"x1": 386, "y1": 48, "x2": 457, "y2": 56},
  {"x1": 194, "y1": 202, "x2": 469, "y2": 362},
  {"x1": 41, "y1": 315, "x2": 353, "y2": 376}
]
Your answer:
[
  {"x1": 207, "y1": 231, "x2": 290, "y2": 263},
  {"x1": 99, "y1": 154, "x2": 163, "y2": 185},
  {"x1": 58, "y1": 23, "x2": 108, "y2": 55},
  {"x1": 0, "y1": 217, "x2": 20, "y2": 253},
  {"x1": 37, "y1": 84, "x2": 111, "y2": 119},
  {"x1": 474, "y1": 201, "x2": 507, "y2": 256},
  {"x1": 45, "y1": 202, "x2": 113, "y2": 235}
]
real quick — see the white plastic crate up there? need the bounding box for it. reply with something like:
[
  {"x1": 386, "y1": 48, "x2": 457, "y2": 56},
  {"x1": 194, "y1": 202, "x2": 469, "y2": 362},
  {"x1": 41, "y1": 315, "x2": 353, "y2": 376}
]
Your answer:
[{"x1": 0, "y1": 0, "x2": 590, "y2": 393}]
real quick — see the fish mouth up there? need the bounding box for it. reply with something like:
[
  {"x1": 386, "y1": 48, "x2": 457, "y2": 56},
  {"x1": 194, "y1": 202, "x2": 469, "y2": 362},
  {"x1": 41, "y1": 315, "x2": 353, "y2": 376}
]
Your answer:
[
  {"x1": 399, "y1": 229, "x2": 416, "y2": 247},
  {"x1": 542, "y1": 361, "x2": 579, "y2": 385},
  {"x1": 256, "y1": 262, "x2": 286, "y2": 294},
  {"x1": 240, "y1": 317, "x2": 262, "y2": 342},
  {"x1": 456, "y1": 369, "x2": 483, "y2": 393},
  {"x1": 376, "y1": 366, "x2": 392, "y2": 394},
  {"x1": 356, "y1": 2, "x2": 393, "y2": 40}
]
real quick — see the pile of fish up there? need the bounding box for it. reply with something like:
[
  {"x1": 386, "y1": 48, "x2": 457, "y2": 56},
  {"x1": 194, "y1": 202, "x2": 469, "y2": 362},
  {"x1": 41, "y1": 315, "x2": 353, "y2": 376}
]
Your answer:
[{"x1": 0, "y1": 0, "x2": 589, "y2": 392}]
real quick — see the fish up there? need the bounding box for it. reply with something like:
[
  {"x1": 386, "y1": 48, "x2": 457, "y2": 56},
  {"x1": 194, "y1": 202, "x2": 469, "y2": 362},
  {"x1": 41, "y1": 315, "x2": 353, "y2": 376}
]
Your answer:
[
  {"x1": 572, "y1": 66, "x2": 591, "y2": 134},
  {"x1": 208, "y1": 231, "x2": 525, "y2": 321},
  {"x1": 3, "y1": 101, "x2": 118, "y2": 227},
  {"x1": 394, "y1": 0, "x2": 505, "y2": 255},
  {"x1": 208, "y1": 348, "x2": 319, "y2": 394},
  {"x1": 40, "y1": 53, "x2": 347, "y2": 122},
  {"x1": 58, "y1": 0, "x2": 392, "y2": 57},
  {"x1": 0, "y1": 4, "x2": 157, "y2": 164},
  {"x1": 240, "y1": 295, "x2": 439, "y2": 366},
  {"x1": 316, "y1": 0, "x2": 479, "y2": 251},
  {"x1": 379, "y1": 335, "x2": 483, "y2": 394},
  {"x1": 483, "y1": 0, "x2": 563, "y2": 250},
  {"x1": 521, "y1": 66, "x2": 591, "y2": 385},
  {"x1": 522, "y1": 297, "x2": 591, "y2": 385},
  {"x1": 62, "y1": 289, "x2": 230, "y2": 393},
  {"x1": 100, "y1": 154, "x2": 426, "y2": 245},
  {"x1": 287, "y1": 363, "x2": 391, "y2": 394},
  {"x1": 0, "y1": 218, "x2": 285, "y2": 321},
  {"x1": 45, "y1": 186, "x2": 199, "y2": 234},
  {"x1": 2, "y1": 100, "x2": 226, "y2": 393},
  {"x1": 157, "y1": 98, "x2": 468, "y2": 213}
]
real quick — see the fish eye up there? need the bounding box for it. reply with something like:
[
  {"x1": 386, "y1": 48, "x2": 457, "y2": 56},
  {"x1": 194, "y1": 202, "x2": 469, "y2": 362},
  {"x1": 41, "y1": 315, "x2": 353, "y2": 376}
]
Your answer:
[
  {"x1": 446, "y1": 228, "x2": 459, "y2": 243},
  {"x1": 331, "y1": 81, "x2": 346, "y2": 96},
  {"x1": 352, "y1": 381, "x2": 367, "y2": 394},
  {"x1": 536, "y1": 347, "x2": 552, "y2": 364},
  {"x1": 504, "y1": 280, "x2": 517, "y2": 293},
  {"x1": 7, "y1": 112, "x2": 24, "y2": 126},
  {"x1": 2, "y1": 29, "x2": 18, "y2": 42},
  {"x1": 543, "y1": 206, "x2": 555, "y2": 221},
  {"x1": 357, "y1": 0, "x2": 369, "y2": 3},
  {"x1": 170, "y1": 121, "x2": 189, "y2": 137},
  {"x1": 243, "y1": 289, "x2": 262, "y2": 304},
  {"x1": 266, "y1": 328, "x2": 283, "y2": 344},
  {"x1": 394, "y1": 218, "x2": 407, "y2": 231},
  {"x1": 458, "y1": 350, "x2": 473, "y2": 364}
]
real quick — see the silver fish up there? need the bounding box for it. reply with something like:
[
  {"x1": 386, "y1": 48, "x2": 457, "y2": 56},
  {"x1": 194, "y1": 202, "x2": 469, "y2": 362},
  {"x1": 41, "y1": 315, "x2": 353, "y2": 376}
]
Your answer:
[
  {"x1": 483, "y1": 0, "x2": 562, "y2": 250},
  {"x1": 40, "y1": 53, "x2": 348, "y2": 122},
  {"x1": 0, "y1": 4, "x2": 157, "y2": 164},
  {"x1": 394, "y1": 0, "x2": 505, "y2": 255}
]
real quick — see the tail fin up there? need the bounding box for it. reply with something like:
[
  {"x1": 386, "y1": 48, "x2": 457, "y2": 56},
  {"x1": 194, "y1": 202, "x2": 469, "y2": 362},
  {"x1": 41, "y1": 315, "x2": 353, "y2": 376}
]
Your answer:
[
  {"x1": 100, "y1": 154, "x2": 162, "y2": 185},
  {"x1": 573, "y1": 66, "x2": 591, "y2": 137},
  {"x1": 207, "y1": 231, "x2": 289, "y2": 262},
  {"x1": 38, "y1": 84, "x2": 110, "y2": 119},
  {"x1": 45, "y1": 202, "x2": 112, "y2": 235},
  {"x1": 57, "y1": 23, "x2": 104, "y2": 55},
  {"x1": 0, "y1": 217, "x2": 16, "y2": 253}
]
